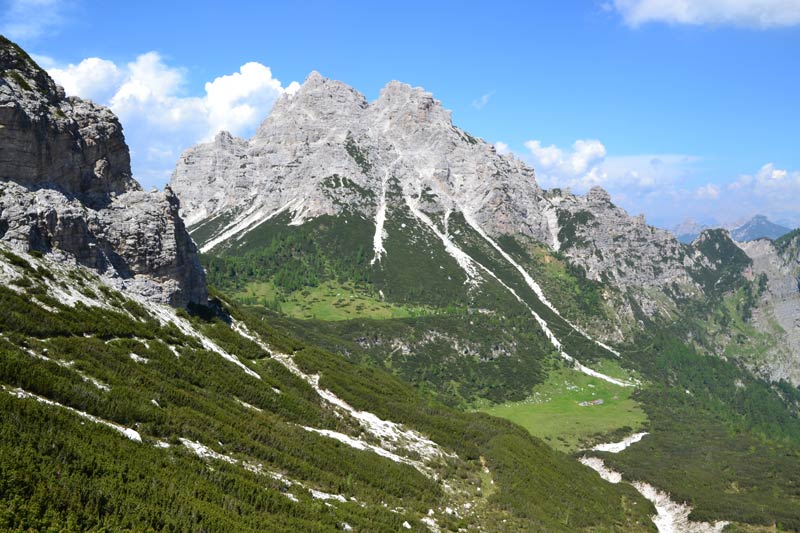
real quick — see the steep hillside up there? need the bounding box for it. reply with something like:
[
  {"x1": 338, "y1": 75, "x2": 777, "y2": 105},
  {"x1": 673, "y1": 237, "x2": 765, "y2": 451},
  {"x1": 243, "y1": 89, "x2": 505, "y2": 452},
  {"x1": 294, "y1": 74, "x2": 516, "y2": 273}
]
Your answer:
[{"x1": 0, "y1": 243, "x2": 659, "y2": 531}]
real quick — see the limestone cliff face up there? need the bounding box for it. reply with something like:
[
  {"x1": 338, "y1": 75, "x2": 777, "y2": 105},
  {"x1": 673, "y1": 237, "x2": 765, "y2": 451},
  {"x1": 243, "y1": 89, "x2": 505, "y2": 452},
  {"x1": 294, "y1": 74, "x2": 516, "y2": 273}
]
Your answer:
[{"x1": 0, "y1": 36, "x2": 206, "y2": 307}]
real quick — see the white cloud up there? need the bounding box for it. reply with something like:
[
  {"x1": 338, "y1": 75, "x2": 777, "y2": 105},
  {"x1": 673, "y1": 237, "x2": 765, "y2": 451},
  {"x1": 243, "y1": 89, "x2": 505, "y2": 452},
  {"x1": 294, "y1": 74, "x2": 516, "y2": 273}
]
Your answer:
[
  {"x1": 610, "y1": 0, "x2": 800, "y2": 28},
  {"x1": 47, "y1": 57, "x2": 124, "y2": 103},
  {"x1": 46, "y1": 52, "x2": 298, "y2": 188},
  {"x1": 513, "y1": 136, "x2": 797, "y2": 227},
  {"x1": 494, "y1": 141, "x2": 511, "y2": 155},
  {"x1": 471, "y1": 91, "x2": 494, "y2": 110},
  {"x1": 521, "y1": 138, "x2": 680, "y2": 192},
  {"x1": 694, "y1": 183, "x2": 721, "y2": 199}
]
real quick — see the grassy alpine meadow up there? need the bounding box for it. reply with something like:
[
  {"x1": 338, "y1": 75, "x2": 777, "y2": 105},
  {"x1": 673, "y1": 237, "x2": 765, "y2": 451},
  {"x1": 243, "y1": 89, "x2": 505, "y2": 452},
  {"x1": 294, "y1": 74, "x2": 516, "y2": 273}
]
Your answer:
[
  {"x1": 481, "y1": 360, "x2": 648, "y2": 452},
  {"x1": 233, "y1": 279, "x2": 436, "y2": 320}
]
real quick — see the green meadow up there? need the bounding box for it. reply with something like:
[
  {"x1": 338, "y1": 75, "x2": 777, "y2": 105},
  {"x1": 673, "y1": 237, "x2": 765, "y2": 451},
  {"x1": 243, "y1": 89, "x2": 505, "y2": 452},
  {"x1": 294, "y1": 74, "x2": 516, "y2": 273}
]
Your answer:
[
  {"x1": 481, "y1": 360, "x2": 647, "y2": 452},
  {"x1": 234, "y1": 279, "x2": 434, "y2": 321}
]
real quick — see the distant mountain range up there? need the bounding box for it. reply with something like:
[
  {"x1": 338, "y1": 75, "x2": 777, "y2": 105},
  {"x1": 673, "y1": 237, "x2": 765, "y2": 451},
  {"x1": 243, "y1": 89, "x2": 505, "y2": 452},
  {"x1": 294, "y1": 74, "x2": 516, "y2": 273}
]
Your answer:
[{"x1": 673, "y1": 215, "x2": 793, "y2": 244}]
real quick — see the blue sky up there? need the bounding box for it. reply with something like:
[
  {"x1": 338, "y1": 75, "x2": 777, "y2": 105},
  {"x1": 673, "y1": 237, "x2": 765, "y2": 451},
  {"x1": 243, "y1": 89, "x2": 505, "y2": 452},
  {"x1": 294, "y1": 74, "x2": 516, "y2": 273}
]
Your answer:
[{"x1": 3, "y1": 0, "x2": 799, "y2": 228}]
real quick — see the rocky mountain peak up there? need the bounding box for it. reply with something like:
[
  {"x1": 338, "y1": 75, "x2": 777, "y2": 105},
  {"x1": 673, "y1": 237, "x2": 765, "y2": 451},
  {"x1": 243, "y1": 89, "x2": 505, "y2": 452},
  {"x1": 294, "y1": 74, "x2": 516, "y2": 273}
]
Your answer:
[
  {"x1": 373, "y1": 80, "x2": 452, "y2": 129},
  {"x1": 731, "y1": 214, "x2": 791, "y2": 242},
  {"x1": 255, "y1": 71, "x2": 368, "y2": 144},
  {"x1": 0, "y1": 36, "x2": 59, "y2": 98},
  {"x1": 171, "y1": 71, "x2": 718, "y2": 314},
  {"x1": 585, "y1": 186, "x2": 612, "y2": 204},
  {"x1": 0, "y1": 36, "x2": 137, "y2": 205}
]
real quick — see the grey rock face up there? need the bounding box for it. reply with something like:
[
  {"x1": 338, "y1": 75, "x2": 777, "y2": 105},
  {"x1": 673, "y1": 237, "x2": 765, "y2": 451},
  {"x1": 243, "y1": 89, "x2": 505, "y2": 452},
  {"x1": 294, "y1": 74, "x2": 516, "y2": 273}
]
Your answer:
[
  {"x1": 544, "y1": 187, "x2": 694, "y2": 295},
  {"x1": 0, "y1": 37, "x2": 135, "y2": 205},
  {"x1": 738, "y1": 237, "x2": 800, "y2": 385},
  {"x1": 171, "y1": 72, "x2": 799, "y2": 382},
  {"x1": 0, "y1": 37, "x2": 206, "y2": 307}
]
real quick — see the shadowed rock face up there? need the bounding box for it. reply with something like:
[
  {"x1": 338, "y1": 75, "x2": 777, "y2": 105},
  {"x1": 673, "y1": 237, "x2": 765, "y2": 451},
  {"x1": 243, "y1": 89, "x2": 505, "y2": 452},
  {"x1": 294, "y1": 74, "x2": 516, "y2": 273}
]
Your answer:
[{"x1": 0, "y1": 36, "x2": 207, "y2": 307}]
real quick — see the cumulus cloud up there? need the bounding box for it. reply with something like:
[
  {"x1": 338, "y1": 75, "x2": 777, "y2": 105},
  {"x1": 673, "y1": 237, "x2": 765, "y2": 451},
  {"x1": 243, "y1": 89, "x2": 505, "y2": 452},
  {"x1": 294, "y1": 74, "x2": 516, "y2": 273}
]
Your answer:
[
  {"x1": 521, "y1": 138, "x2": 692, "y2": 193},
  {"x1": 1, "y1": 0, "x2": 71, "y2": 40},
  {"x1": 46, "y1": 52, "x2": 298, "y2": 188},
  {"x1": 609, "y1": 0, "x2": 800, "y2": 28},
  {"x1": 694, "y1": 183, "x2": 721, "y2": 199},
  {"x1": 524, "y1": 139, "x2": 608, "y2": 180},
  {"x1": 48, "y1": 57, "x2": 124, "y2": 103}
]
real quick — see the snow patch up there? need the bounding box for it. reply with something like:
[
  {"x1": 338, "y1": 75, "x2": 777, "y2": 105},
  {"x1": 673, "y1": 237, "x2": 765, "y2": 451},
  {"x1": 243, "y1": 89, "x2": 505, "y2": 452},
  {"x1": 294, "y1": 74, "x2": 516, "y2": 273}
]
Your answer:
[
  {"x1": 180, "y1": 438, "x2": 237, "y2": 464},
  {"x1": 235, "y1": 398, "x2": 263, "y2": 412},
  {"x1": 23, "y1": 348, "x2": 111, "y2": 391},
  {"x1": 421, "y1": 516, "x2": 441, "y2": 532},
  {"x1": 139, "y1": 299, "x2": 260, "y2": 379},
  {"x1": 309, "y1": 489, "x2": 347, "y2": 503},
  {"x1": 200, "y1": 198, "x2": 303, "y2": 253},
  {"x1": 591, "y1": 431, "x2": 648, "y2": 453},
  {"x1": 579, "y1": 456, "x2": 622, "y2": 483},
  {"x1": 370, "y1": 170, "x2": 390, "y2": 265},
  {"x1": 232, "y1": 320, "x2": 454, "y2": 472},
  {"x1": 301, "y1": 426, "x2": 429, "y2": 474},
  {"x1": 129, "y1": 353, "x2": 149, "y2": 364},
  {"x1": 544, "y1": 207, "x2": 561, "y2": 252},
  {"x1": 4, "y1": 386, "x2": 141, "y2": 442},
  {"x1": 582, "y1": 434, "x2": 729, "y2": 533},
  {"x1": 463, "y1": 212, "x2": 624, "y2": 359},
  {"x1": 406, "y1": 195, "x2": 481, "y2": 285}
]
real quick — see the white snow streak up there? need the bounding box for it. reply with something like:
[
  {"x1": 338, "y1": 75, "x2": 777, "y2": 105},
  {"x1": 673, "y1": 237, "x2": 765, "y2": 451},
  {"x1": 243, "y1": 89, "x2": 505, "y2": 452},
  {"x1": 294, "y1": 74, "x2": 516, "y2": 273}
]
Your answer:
[
  {"x1": 406, "y1": 195, "x2": 481, "y2": 284},
  {"x1": 370, "y1": 170, "x2": 390, "y2": 265},
  {"x1": 23, "y1": 348, "x2": 111, "y2": 391},
  {"x1": 180, "y1": 438, "x2": 237, "y2": 464},
  {"x1": 235, "y1": 398, "x2": 263, "y2": 412},
  {"x1": 402, "y1": 205, "x2": 630, "y2": 387},
  {"x1": 309, "y1": 488, "x2": 348, "y2": 503},
  {"x1": 544, "y1": 207, "x2": 561, "y2": 252},
  {"x1": 301, "y1": 426, "x2": 429, "y2": 474},
  {"x1": 463, "y1": 212, "x2": 623, "y2": 358},
  {"x1": 591, "y1": 431, "x2": 648, "y2": 453},
  {"x1": 232, "y1": 320, "x2": 452, "y2": 471},
  {"x1": 129, "y1": 353, "x2": 149, "y2": 364},
  {"x1": 139, "y1": 300, "x2": 260, "y2": 379},
  {"x1": 4, "y1": 386, "x2": 141, "y2": 442},
  {"x1": 581, "y1": 434, "x2": 729, "y2": 533},
  {"x1": 200, "y1": 198, "x2": 303, "y2": 253}
]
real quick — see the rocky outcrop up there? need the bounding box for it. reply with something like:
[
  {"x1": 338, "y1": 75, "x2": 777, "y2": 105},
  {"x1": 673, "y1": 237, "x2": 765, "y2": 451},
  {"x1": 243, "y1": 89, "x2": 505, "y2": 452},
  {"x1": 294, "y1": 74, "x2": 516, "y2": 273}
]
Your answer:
[
  {"x1": 0, "y1": 36, "x2": 206, "y2": 307},
  {"x1": 738, "y1": 236, "x2": 800, "y2": 385}
]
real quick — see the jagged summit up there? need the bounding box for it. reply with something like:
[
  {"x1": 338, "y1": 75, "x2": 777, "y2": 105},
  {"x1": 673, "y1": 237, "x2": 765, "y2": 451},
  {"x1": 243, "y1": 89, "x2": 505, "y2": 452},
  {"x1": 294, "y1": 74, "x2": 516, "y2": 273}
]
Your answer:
[
  {"x1": 0, "y1": 36, "x2": 137, "y2": 203},
  {"x1": 173, "y1": 71, "x2": 698, "y2": 308},
  {"x1": 0, "y1": 36, "x2": 206, "y2": 306}
]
